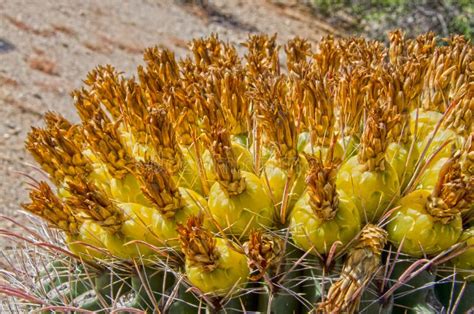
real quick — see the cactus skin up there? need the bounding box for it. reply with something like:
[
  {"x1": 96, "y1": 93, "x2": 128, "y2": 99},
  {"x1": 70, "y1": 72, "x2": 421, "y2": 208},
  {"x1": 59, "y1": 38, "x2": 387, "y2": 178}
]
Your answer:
[
  {"x1": 257, "y1": 248, "x2": 303, "y2": 314},
  {"x1": 435, "y1": 277, "x2": 474, "y2": 313},
  {"x1": 390, "y1": 261, "x2": 439, "y2": 313},
  {"x1": 451, "y1": 227, "x2": 474, "y2": 280},
  {"x1": 41, "y1": 262, "x2": 134, "y2": 311},
  {"x1": 167, "y1": 283, "x2": 204, "y2": 314},
  {"x1": 128, "y1": 267, "x2": 175, "y2": 311}
]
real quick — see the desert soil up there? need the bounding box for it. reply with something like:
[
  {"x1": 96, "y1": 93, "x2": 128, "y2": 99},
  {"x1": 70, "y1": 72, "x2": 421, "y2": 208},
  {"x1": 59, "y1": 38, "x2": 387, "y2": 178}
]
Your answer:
[{"x1": 0, "y1": 0, "x2": 339, "y2": 248}]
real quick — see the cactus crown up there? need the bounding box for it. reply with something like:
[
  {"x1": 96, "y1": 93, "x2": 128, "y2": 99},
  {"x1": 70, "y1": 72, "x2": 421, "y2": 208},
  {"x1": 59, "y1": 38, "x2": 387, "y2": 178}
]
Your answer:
[{"x1": 4, "y1": 30, "x2": 473, "y2": 313}]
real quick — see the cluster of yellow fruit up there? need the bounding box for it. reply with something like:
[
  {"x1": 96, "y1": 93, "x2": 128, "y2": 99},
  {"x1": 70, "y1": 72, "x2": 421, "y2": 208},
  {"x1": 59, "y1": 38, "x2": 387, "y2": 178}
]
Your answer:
[{"x1": 22, "y1": 30, "x2": 472, "y2": 312}]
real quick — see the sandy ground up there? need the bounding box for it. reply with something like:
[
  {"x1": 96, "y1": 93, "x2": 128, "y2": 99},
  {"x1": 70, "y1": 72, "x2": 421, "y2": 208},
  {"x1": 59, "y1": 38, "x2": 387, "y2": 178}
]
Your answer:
[{"x1": 0, "y1": 0, "x2": 338, "y2": 247}]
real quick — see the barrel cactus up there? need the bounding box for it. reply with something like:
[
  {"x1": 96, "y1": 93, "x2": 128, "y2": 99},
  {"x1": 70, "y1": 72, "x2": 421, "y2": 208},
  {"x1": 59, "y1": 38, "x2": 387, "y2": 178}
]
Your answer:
[{"x1": 1, "y1": 30, "x2": 473, "y2": 313}]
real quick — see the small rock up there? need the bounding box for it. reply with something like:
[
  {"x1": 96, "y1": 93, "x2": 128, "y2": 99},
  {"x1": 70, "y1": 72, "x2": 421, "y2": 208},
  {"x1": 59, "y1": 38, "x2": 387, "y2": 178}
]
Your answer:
[{"x1": 0, "y1": 38, "x2": 15, "y2": 54}]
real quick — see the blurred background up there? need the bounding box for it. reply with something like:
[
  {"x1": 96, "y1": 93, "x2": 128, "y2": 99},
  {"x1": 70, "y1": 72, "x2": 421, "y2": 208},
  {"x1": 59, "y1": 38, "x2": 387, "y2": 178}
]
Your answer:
[
  {"x1": 0, "y1": 0, "x2": 472, "y2": 243},
  {"x1": 304, "y1": 0, "x2": 473, "y2": 41}
]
